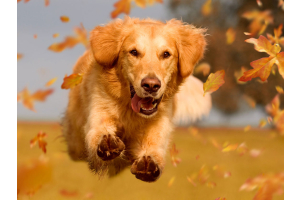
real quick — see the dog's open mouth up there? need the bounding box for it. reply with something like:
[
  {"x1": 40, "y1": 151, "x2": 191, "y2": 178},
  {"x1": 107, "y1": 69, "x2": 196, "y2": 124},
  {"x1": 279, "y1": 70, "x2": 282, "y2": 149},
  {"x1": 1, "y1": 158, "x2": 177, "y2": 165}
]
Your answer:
[{"x1": 130, "y1": 85, "x2": 162, "y2": 115}]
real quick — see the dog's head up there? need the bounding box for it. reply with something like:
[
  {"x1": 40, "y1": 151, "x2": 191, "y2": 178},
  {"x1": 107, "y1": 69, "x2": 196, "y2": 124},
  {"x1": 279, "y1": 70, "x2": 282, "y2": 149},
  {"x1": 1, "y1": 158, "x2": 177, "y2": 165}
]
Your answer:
[{"x1": 90, "y1": 17, "x2": 206, "y2": 118}]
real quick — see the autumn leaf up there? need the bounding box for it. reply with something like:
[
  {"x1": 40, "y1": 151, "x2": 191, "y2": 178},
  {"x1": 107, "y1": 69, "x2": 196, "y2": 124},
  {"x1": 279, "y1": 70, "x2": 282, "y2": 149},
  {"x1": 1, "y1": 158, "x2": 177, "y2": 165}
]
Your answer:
[
  {"x1": 198, "y1": 165, "x2": 210, "y2": 184},
  {"x1": 194, "y1": 62, "x2": 210, "y2": 76},
  {"x1": 226, "y1": 27, "x2": 236, "y2": 44},
  {"x1": 234, "y1": 66, "x2": 247, "y2": 84},
  {"x1": 213, "y1": 165, "x2": 231, "y2": 179},
  {"x1": 242, "y1": 94, "x2": 256, "y2": 108},
  {"x1": 265, "y1": 94, "x2": 280, "y2": 117},
  {"x1": 169, "y1": 143, "x2": 181, "y2": 167},
  {"x1": 111, "y1": 0, "x2": 163, "y2": 19},
  {"x1": 210, "y1": 138, "x2": 221, "y2": 150},
  {"x1": 53, "y1": 33, "x2": 59, "y2": 38},
  {"x1": 61, "y1": 73, "x2": 83, "y2": 89},
  {"x1": 33, "y1": 34, "x2": 37, "y2": 39},
  {"x1": 30, "y1": 131, "x2": 48, "y2": 153},
  {"x1": 242, "y1": 10, "x2": 273, "y2": 36},
  {"x1": 256, "y1": 0, "x2": 262, "y2": 7},
  {"x1": 17, "y1": 87, "x2": 54, "y2": 111},
  {"x1": 244, "y1": 125, "x2": 251, "y2": 132},
  {"x1": 239, "y1": 35, "x2": 284, "y2": 82},
  {"x1": 60, "y1": 189, "x2": 78, "y2": 197},
  {"x1": 206, "y1": 181, "x2": 216, "y2": 188},
  {"x1": 249, "y1": 149, "x2": 261, "y2": 158},
  {"x1": 201, "y1": 0, "x2": 212, "y2": 16},
  {"x1": 275, "y1": 86, "x2": 284, "y2": 94},
  {"x1": 215, "y1": 198, "x2": 226, "y2": 200},
  {"x1": 48, "y1": 23, "x2": 88, "y2": 52},
  {"x1": 60, "y1": 15, "x2": 69, "y2": 23},
  {"x1": 45, "y1": 0, "x2": 49, "y2": 6},
  {"x1": 278, "y1": 0, "x2": 284, "y2": 10},
  {"x1": 259, "y1": 119, "x2": 267, "y2": 128},
  {"x1": 45, "y1": 77, "x2": 57, "y2": 87},
  {"x1": 168, "y1": 177, "x2": 175, "y2": 187},
  {"x1": 240, "y1": 172, "x2": 284, "y2": 200},
  {"x1": 236, "y1": 142, "x2": 248, "y2": 156},
  {"x1": 17, "y1": 157, "x2": 52, "y2": 196},
  {"x1": 222, "y1": 144, "x2": 238, "y2": 152},
  {"x1": 267, "y1": 24, "x2": 284, "y2": 46},
  {"x1": 187, "y1": 176, "x2": 197, "y2": 187},
  {"x1": 203, "y1": 70, "x2": 225, "y2": 96},
  {"x1": 17, "y1": 53, "x2": 23, "y2": 60}
]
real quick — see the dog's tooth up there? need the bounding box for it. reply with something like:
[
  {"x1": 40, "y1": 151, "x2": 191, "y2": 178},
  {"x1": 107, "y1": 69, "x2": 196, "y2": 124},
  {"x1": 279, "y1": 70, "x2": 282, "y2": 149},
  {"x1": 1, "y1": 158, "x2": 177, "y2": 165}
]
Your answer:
[{"x1": 153, "y1": 103, "x2": 157, "y2": 108}]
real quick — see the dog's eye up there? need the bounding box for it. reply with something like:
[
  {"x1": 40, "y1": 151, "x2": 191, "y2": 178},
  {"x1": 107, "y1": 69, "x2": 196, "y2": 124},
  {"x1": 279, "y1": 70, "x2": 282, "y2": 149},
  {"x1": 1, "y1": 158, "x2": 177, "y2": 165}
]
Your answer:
[
  {"x1": 130, "y1": 50, "x2": 138, "y2": 56},
  {"x1": 163, "y1": 51, "x2": 170, "y2": 58}
]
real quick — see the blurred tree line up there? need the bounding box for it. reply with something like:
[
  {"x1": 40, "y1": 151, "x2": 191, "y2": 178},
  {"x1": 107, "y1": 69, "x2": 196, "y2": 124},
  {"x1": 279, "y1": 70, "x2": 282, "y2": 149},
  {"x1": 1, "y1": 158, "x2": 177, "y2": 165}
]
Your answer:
[{"x1": 168, "y1": 0, "x2": 284, "y2": 113}]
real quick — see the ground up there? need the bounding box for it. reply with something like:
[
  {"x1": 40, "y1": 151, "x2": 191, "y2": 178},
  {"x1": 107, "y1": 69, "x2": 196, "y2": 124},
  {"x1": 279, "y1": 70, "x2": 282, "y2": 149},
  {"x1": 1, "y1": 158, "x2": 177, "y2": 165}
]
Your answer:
[{"x1": 17, "y1": 122, "x2": 283, "y2": 200}]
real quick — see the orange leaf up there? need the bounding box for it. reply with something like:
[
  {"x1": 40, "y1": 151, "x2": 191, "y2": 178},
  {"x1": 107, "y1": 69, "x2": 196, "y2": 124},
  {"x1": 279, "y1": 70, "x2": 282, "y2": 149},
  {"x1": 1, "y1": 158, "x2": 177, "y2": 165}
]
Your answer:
[
  {"x1": 244, "y1": 125, "x2": 251, "y2": 132},
  {"x1": 187, "y1": 176, "x2": 197, "y2": 186},
  {"x1": 265, "y1": 94, "x2": 280, "y2": 117},
  {"x1": 256, "y1": 0, "x2": 262, "y2": 7},
  {"x1": 245, "y1": 35, "x2": 279, "y2": 56},
  {"x1": 242, "y1": 94, "x2": 256, "y2": 108},
  {"x1": 60, "y1": 189, "x2": 78, "y2": 197},
  {"x1": 215, "y1": 198, "x2": 226, "y2": 200},
  {"x1": 201, "y1": 0, "x2": 212, "y2": 16},
  {"x1": 273, "y1": 110, "x2": 284, "y2": 135},
  {"x1": 168, "y1": 177, "x2": 175, "y2": 187},
  {"x1": 206, "y1": 181, "x2": 216, "y2": 188},
  {"x1": 60, "y1": 15, "x2": 69, "y2": 23},
  {"x1": 61, "y1": 73, "x2": 83, "y2": 89},
  {"x1": 226, "y1": 27, "x2": 236, "y2": 44},
  {"x1": 236, "y1": 142, "x2": 248, "y2": 156},
  {"x1": 17, "y1": 0, "x2": 22, "y2": 3},
  {"x1": 222, "y1": 144, "x2": 238, "y2": 152},
  {"x1": 17, "y1": 157, "x2": 52, "y2": 196},
  {"x1": 275, "y1": 52, "x2": 284, "y2": 78},
  {"x1": 203, "y1": 70, "x2": 225, "y2": 96},
  {"x1": 275, "y1": 86, "x2": 283, "y2": 94},
  {"x1": 45, "y1": 77, "x2": 57, "y2": 87},
  {"x1": 53, "y1": 33, "x2": 59, "y2": 38},
  {"x1": 45, "y1": 0, "x2": 49, "y2": 6},
  {"x1": 170, "y1": 143, "x2": 181, "y2": 167},
  {"x1": 48, "y1": 24, "x2": 88, "y2": 52},
  {"x1": 234, "y1": 66, "x2": 248, "y2": 84},
  {"x1": 194, "y1": 62, "x2": 211, "y2": 76},
  {"x1": 17, "y1": 53, "x2": 23, "y2": 60},
  {"x1": 33, "y1": 34, "x2": 37, "y2": 39},
  {"x1": 30, "y1": 131, "x2": 48, "y2": 153},
  {"x1": 259, "y1": 119, "x2": 267, "y2": 128},
  {"x1": 111, "y1": 0, "x2": 131, "y2": 18},
  {"x1": 249, "y1": 149, "x2": 261, "y2": 157},
  {"x1": 267, "y1": 24, "x2": 284, "y2": 46},
  {"x1": 242, "y1": 10, "x2": 273, "y2": 36}
]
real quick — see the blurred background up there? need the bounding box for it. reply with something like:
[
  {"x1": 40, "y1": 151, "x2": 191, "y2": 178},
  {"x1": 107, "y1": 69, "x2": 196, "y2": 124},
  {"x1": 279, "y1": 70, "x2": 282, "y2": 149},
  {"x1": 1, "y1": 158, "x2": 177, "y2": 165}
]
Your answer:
[{"x1": 17, "y1": 0, "x2": 284, "y2": 199}]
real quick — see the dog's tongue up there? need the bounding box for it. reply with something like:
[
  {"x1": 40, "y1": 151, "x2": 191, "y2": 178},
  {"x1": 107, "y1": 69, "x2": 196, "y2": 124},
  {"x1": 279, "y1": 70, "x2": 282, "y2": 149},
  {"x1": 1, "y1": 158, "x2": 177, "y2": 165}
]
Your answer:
[{"x1": 131, "y1": 94, "x2": 153, "y2": 113}]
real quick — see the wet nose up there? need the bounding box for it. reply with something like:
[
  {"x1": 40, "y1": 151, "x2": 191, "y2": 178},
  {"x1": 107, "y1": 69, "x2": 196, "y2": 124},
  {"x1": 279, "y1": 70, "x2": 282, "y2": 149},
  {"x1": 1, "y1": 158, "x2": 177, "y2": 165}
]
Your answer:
[{"x1": 141, "y1": 77, "x2": 161, "y2": 93}]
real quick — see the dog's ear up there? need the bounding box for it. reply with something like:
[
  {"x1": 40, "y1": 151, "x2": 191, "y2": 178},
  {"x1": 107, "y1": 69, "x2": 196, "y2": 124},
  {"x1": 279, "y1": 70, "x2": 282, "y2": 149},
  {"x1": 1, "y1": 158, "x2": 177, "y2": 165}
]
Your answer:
[
  {"x1": 168, "y1": 19, "x2": 207, "y2": 78},
  {"x1": 90, "y1": 19, "x2": 124, "y2": 67}
]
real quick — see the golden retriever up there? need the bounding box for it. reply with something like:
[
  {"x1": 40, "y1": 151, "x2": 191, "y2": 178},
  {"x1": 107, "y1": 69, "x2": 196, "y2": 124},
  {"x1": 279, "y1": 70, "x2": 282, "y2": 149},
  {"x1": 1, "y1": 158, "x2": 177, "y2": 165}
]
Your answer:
[{"x1": 62, "y1": 17, "x2": 211, "y2": 182}]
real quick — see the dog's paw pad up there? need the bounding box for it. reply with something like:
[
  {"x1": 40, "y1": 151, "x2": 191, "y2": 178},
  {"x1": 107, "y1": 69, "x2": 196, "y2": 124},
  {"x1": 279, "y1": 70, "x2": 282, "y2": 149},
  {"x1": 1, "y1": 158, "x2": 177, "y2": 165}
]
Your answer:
[
  {"x1": 97, "y1": 134, "x2": 125, "y2": 161},
  {"x1": 131, "y1": 156, "x2": 161, "y2": 182}
]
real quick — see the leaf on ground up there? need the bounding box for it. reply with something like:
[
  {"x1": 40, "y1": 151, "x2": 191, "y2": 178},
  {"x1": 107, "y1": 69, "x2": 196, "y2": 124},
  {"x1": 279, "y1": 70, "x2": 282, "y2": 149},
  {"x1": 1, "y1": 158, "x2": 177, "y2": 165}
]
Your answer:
[
  {"x1": 60, "y1": 16, "x2": 69, "y2": 23},
  {"x1": 168, "y1": 177, "x2": 175, "y2": 187},
  {"x1": 244, "y1": 125, "x2": 251, "y2": 132},
  {"x1": 45, "y1": 77, "x2": 57, "y2": 87},
  {"x1": 249, "y1": 149, "x2": 261, "y2": 158},
  {"x1": 201, "y1": 0, "x2": 212, "y2": 16},
  {"x1": 275, "y1": 86, "x2": 284, "y2": 94},
  {"x1": 198, "y1": 165, "x2": 210, "y2": 184},
  {"x1": 170, "y1": 143, "x2": 181, "y2": 167},
  {"x1": 48, "y1": 23, "x2": 88, "y2": 52},
  {"x1": 187, "y1": 176, "x2": 197, "y2": 187},
  {"x1": 242, "y1": 10, "x2": 273, "y2": 36},
  {"x1": 18, "y1": 53, "x2": 23, "y2": 60},
  {"x1": 17, "y1": 157, "x2": 52, "y2": 196},
  {"x1": 61, "y1": 73, "x2": 83, "y2": 89},
  {"x1": 194, "y1": 62, "x2": 211, "y2": 76},
  {"x1": 206, "y1": 181, "x2": 216, "y2": 188},
  {"x1": 30, "y1": 131, "x2": 48, "y2": 153},
  {"x1": 236, "y1": 142, "x2": 248, "y2": 156},
  {"x1": 222, "y1": 144, "x2": 238, "y2": 152},
  {"x1": 17, "y1": 87, "x2": 54, "y2": 111},
  {"x1": 203, "y1": 70, "x2": 225, "y2": 96},
  {"x1": 60, "y1": 189, "x2": 79, "y2": 197},
  {"x1": 226, "y1": 27, "x2": 236, "y2": 44}
]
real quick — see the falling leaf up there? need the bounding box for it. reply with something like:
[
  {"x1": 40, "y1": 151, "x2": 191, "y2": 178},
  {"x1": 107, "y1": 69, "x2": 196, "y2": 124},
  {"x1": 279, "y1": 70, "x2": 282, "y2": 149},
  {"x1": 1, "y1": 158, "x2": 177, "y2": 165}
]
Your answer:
[
  {"x1": 267, "y1": 24, "x2": 284, "y2": 46},
  {"x1": 198, "y1": 165, "x2": 210, "y2": 184},
  {"x1": 17, "y1": 87, "x2": 54, "y2": 111},
  {"x1": 48, "y1": 23, "x2": 88, "y2": 52},
  {"x1": 278, "y1": 0, "x2": 284, "y2": 10},
  {"x1": 222, "y1": 144, "x2": 238, "y2": 152},
  {"x1": 45, "y1": 77, "x2": 57, "y2": 87},
  {"x1": 45, "y1": 0, "x2": 49, "y2": 6},
  {"x1": 206, "y1": 181, "x2": 216, "y2": 188},
  {"x1": 61, "y1": 73, "x2": 83, "y2": 89},
  {"x1": 249, "y1": 149, "x2": 261, "y2": 157},
  {"x1": 275, "y1": 86, "x2": 284, "y2": 94},
  {"x1": 17, "y1": 157, "x2": 52, "y2": 196},
  {"x1": 259, "y1": 119, "x2": 267, "y2": 128},
  {"x1": 17, "y1": 0, "x2": 22, "y2": 3},
  {"x1": 17, "y1": 53, "x2": 23, "y2": 60},
  {"x1": 244, "y1": 125, "x2": 251, "y2": 132},
  {"x1": 203, "y1": 70, "x2": 225, "y2": 96},
  {"x1": 168, "y1": 177, "x2": 175, "y2": 187},
  {"x1": 239, "y1": 35, "x2": 284, "y2": 82},
  {"x1": 234, "y1": 66, "x2": 247, "y2": 84},
  {"x1": 236, "y1": 142, "x2": 248, "y2": 156},
  {"x1": 194, "y1": 62, "x2": 211, "y2": 76},
  {"x1": 242, "y1": 10, "x2": 273, "y2": 36},
  {"x1": 240, "y1": 172, "x2": 284, "y2": 200},
  {"x1": 60, "y1": 16, "x2": 69, "y2": 23},
  {"x1": 224, "y1": 172, "x2": 232, "y2": 178},
  {"x1": 210, "y1": 138, "x2": 221, "y2": 150},
  {"x1": 187, "y1": 176, "x2": 197, "y2": 187},
  {"x1": 267, "y1": 116, "x2": 273, "y2": 124},
  {"x1": 256, "y1": 0, "x2": 262, "y2": 7},
  {"x1": 53, "y1": 33, "x2": 59, "y2": 38},
  {"x1": 273, "y1": 110, "x2": 284, "y2": 135},
  {"x1": 33, "y1": 34, "x2": 37, "y2": 39},
  {"x1": 84, "y1": 192, "x2": 94, "y2": 199},
  {"x1": 244, "y1": 32, "x2": 252, "y2": 36},
  {"x1": 170, "y1": 144, "x2": 181, "y2": 167},
  {"x1": 111, "y1": 0, "x2": 163, "y2": 18},
  {"x1": 201, "y1": 0, "x2": 212, "y2": 16},
  {"x1": 30, "y1": 131, "x2": 48, "y2": 153},
  {"x1": 213, "y1": 165, "x2": 231, "y2": 179},
  {"x1": 60, "y1": 189, "x2": 79, "y2": 197},
  {"x1": 242, "y1": 94, "x2": 256, "y2": 108},
  {"x1": 265, "y1": 94, "x2": 280, "y2": 117},
  {"x1": 226, "y1": 28, "x2": 236, "y2": 44}
]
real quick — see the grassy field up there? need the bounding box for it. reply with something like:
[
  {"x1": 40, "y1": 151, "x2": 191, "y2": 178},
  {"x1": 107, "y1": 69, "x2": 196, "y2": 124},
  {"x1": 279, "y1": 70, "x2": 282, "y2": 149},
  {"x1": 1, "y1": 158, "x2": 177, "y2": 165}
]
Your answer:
[{"x1": 17, "y1": 122, "x2": 283, "y2": 200}]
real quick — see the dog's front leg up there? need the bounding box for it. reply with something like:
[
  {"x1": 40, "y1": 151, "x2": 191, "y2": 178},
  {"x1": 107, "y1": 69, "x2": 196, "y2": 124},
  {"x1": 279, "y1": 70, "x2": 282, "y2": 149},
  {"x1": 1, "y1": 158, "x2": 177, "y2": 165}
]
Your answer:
[
  {"x1": 130, "y1": 116, "x2": 173, "y2": 182},
  {"x1": 85, "y1": 111, "x2": 125, "y2": 172}
]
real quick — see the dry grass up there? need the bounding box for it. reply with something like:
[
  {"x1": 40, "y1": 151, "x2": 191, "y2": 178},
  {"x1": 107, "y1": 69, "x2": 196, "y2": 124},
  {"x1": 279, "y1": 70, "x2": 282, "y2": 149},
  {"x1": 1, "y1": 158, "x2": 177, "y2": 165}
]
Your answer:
[{"x1": 17, "y1": 122, "x2": 283, "y2": 200}]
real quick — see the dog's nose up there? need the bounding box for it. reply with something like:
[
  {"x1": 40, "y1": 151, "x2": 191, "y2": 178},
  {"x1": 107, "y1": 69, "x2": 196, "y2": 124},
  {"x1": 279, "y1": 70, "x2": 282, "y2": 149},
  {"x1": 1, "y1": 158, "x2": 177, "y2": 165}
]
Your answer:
[{"x1": 141, "y1": 77, "x2": 161, "y2": 93}]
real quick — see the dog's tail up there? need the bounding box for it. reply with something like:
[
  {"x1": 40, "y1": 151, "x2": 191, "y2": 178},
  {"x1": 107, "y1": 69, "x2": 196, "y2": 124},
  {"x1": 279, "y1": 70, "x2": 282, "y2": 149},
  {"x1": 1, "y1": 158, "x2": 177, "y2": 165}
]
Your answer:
[{"x1": 173, "y1": 75, "x2": 212, "y2": 125}]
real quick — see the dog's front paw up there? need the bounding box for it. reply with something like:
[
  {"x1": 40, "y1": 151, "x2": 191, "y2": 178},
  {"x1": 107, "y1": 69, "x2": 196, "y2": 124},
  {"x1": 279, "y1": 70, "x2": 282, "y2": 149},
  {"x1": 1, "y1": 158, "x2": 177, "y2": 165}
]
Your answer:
[
  {"x1": 131, "y1": 156, "x2": 161, "y2": 182},
  {"x1": 97, "y1": 134, "x2": 125, "y2": 161}
]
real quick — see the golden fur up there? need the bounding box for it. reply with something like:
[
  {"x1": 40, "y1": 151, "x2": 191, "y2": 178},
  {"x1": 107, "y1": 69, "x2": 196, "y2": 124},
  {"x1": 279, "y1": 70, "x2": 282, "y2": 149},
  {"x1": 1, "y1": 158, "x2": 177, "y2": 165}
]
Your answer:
[{"x1": 62, "y1": 17, "x2": 211, "y2": 182}]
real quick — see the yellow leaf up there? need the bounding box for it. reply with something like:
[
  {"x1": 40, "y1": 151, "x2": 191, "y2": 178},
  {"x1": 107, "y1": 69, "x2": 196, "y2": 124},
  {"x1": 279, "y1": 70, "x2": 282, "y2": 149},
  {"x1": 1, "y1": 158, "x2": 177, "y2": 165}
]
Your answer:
[
  {"x1": 168, "y1": 177, "x2": 175, "y2": 187},
  {"x1": 244, "y1": 125, "x2": 251, "y2": 132},
  {"x1": 259, "y1": 119, "x2": 267, "y2": 128},
  {"x1": 275, "y1": 86, "x2": 284, "y2": 94},
  {"x1": 201, "y1": 0, "x2": 212, "y2": 16},
  {"x1": 226, "y1": 28, "x2": 236, "y2": 44},
  {"x1": 61, "y1": 73, "x2": 83, "y2": 89},
  {"x1": 203, "y1": 70, "x2": 225, "y2": 96}
]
